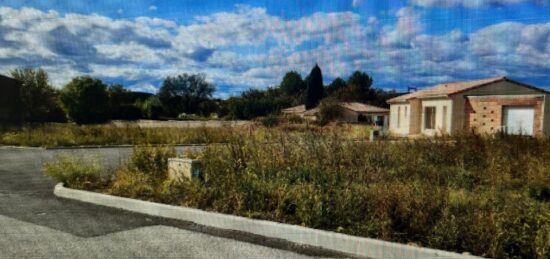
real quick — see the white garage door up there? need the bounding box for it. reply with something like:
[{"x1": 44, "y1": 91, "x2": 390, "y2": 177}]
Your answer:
[{"x1": 503, "y1": 106, "x2": 535, "y2": 136}]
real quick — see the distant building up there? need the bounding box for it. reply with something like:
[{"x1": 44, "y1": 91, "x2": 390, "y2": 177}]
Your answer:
[
  {"x1": 0, "y1": 74, "x2": 23, "y2": 126},
  {"x1": 387, "y1": 77, "x2": 550, "y2": 136},
  {"x1": 282, "y1": 102, "x2": 390, "y2": 127}
]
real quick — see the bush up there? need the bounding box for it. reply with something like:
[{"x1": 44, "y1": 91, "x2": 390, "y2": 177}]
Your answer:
[
  {"x1": 109, "y1": 145, "x2": 176, "y2": 199},
  {"x1": 60, "y1": 76, "x2": 110, "y2": 124},
  {"x1": 43, "y1": 155, "x2": 104, "y2": 190},
  {"x1": 317, "y1": 100, "x2": 343, "y2": 125},
  {"x1": 259, "y1": 115, "x2": 280, "y2": 128},
  {"x1": 287, "y1": 115, "x2": 304, "y2": 124}
]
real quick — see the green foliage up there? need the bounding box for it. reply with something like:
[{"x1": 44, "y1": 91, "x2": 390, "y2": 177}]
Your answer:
[
  {"x1": 107, "y1": 84, "x2": 144, "y2": 120},
  {"x1": 43, "y1": 155, "x2": 104, "y2": 190},
  {"x1": 10, "y1": 68, "x2": 66, "y2": 123},
  {"x1": 61, "y1": 76, "x2": 110, "y2": 124},
  {"x1": 136, "y1": 96, "x2": 164, "y2": 119},
  {"x1": 305, "y1": 64, "x2": 324, "y2": 109},
  {"x1": 287, "y1": 115, "x2": 304, "y2": 124},
  {"x1": 259, "y1": 114, "x2": 280, "y2": 128},
  {"x1": 280, "y1": 71, "x2": 306, "y2": 97},
  {"x1": 158, "y1": 73, "x2": 215, "y2": 116},
  {"x1": 347, "y1": 70, "x2": 374, "y2": 92},
  {"x1": 326, "y1": 77, "x2": 346, "y2": 95},
  {"x1": 225, "y1": 88, "x2": 292, "y2": 119},
  {"x1": 317, "y1": 99, "x2": 343, "y2": 125}
]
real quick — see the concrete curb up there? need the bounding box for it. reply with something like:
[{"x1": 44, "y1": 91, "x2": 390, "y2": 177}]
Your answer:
[{"x1": 54, "y1": 183, "x2": 481, "y2": 259}]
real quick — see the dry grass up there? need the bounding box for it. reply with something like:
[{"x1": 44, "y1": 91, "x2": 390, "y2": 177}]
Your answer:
[{"x1": 41, "y1": 127, "x2": 549, "y2": 258}]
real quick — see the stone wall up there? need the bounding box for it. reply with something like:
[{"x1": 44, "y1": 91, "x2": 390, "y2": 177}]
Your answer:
[{"x1": 465, "y1": 95, "x2": 544, "y2": 136}]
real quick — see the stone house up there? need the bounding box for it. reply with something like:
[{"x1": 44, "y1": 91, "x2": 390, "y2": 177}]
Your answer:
[
  {"x1": 282, "y1": 102, "x2": 390, "y2": 126},
  {"x1": 387, "y1": 77, "x2": 550, "y2": 136},
  {"x1": 0, "y1": 74, "x2": 23, "y2": 126}
]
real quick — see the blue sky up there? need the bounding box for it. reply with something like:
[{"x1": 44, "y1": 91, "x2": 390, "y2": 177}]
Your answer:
[{"x1": 1, "y1": 0, "x2": 550, "y2": 97}]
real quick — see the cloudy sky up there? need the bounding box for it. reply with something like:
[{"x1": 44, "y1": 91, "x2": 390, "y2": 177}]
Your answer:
[{"x1": 1, "y1": 0, "x2": 550, "y2": 97}]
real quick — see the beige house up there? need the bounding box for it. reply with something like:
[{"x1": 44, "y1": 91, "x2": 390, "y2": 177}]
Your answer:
[
  {"x1": 282, "y1": 102, "x2": 390, "y2": 126},
  {"x1": 387, "y1": 77, "x2": 550, "y2": 136}
]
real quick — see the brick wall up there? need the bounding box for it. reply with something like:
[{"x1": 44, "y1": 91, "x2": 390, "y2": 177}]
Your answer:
[{"x1": 465, "y1": 96, "x2": 544, "y2": 136}]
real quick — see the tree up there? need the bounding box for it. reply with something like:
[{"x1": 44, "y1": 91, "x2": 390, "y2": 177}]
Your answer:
[
  {"x1": 137, "y1": 96, "x2": 163, "y2": 119},
  {"x1": 10, "y1": 68, "x2": 66, "y2": 123},
  {"x1": 158, "y1": 73, "x2": 215, "y2": 116},
  {"x1": 304, "y1": 64, "x2": 324, "y2": 109},
  {"x1": 224, "y1": 88, "x2": 292, "y2": 120},
  {"x1": 326, "y1": 77, "x2": 347, "y2": 96},
  {"x1": 279, "y1": 71, "x2": 306, "y2": 96},
  {"x1": 347, "y1": 71, "x2": 373, "y2": 91},
  {"x1": 60, "y1": 76, "x2": 110, "y2": 124}
]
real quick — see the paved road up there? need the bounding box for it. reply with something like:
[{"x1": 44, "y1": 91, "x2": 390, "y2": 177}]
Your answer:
[{"x1": 0, "y1": 147, "x2": 345, "y2": 258}]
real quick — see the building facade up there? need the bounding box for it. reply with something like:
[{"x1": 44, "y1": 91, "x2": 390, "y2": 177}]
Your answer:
[{"x1": 388, "y1": 77, "x2": 550, "y2": 136}]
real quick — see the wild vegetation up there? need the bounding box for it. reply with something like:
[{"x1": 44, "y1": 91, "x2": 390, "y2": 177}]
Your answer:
[
  {"x1": 44, "y1": 131, "x2": 550, "y2": 258},
  {"x1": 0, "y1": 122, "x2": 371, "y2": 147}
]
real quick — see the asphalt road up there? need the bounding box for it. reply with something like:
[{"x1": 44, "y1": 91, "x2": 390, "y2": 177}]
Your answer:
[{"x1": 0, "y1": 146, "x2": 346, "y2": 258}]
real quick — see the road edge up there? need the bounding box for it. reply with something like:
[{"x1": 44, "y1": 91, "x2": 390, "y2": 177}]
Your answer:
[{"x1": 54, "y1": 183, "x2": 480, "y2": 259}]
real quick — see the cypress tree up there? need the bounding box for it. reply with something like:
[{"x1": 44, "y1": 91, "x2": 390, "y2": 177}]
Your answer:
[{"x1": 305, "y1": 64, "x2": 324, "y2": 109}]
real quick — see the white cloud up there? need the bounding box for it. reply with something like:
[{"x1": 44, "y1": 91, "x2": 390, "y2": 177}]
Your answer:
[
  {"x1": 149, "y1": 5, "x2": 158, "y2": 11},
  {"x1": 1, "y1": 4, "x2": 550, "y2": 95},
  {"x1": 352, "y1": 0, "x2": 363, "y2": 7},
  {"x1": 410, "y1": 0, "x2": 545, "y2": 8}
]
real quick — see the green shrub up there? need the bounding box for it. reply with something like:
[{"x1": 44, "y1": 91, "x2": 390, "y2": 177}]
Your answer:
[
  {"x1": 43, "y1": 155, "x2": 104, "y2": 190},
  {"x1": 108, "y1": 145, "x2": 176, "y2": 199},
  {"x1": 287, "y1": 115, "x2": 304, "y2": 124},
  {"x1": 259, "y1": 115, "x2": 280, "y2": 128}
]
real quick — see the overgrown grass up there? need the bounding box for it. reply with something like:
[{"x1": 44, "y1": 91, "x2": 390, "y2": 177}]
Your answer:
[
  {"x1": 43, "y1": 154, "x2": 106, "y2": 190},
  {"x1": 0, "y1": 123, "x2": 239, "y2": 147},
  {"x1": 41, "y1": 128, "x2": 549, "y2": 257},
  {"x1": 0, "y1": 122, "x2": 372, "y2": 147}
]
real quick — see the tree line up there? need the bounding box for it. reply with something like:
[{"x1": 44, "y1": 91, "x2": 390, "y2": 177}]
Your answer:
[
  {"x1": 8, "y1": 65, "x2": 399, "y2": 124},
  {"x1": 223, "y1": 64, "x2": 400, "y2": 119}
]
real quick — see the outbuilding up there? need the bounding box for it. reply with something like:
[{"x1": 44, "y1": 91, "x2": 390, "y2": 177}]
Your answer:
[
  {"x1": 282, "y1": 102, "x2": 389, "y2": 127},
  {"x1": 387, "y1": 77, "x2": 550, "y2": 136}
]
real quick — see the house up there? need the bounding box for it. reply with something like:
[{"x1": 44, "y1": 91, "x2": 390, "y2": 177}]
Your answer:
[
  {"x1": 0, "y1": 74, "x2": 23, "y2": 126},
  {"x1": 387, "y1": 77, "x2": 550, "y2": 136},
  {"x1": 282, "y1": 102, "x2": 390, "y2": 126}
]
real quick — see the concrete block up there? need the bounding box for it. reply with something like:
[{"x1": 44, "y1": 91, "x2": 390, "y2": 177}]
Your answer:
[{"x1": 168, "y1": 158, "x2": 201, "y2": 181}]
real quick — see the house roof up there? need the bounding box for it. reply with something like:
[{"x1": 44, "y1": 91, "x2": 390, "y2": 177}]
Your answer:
[
  {"x1": 282, "y1": 102, "x2": 388, "y2": 116},
  {"x1": 340, "y1": 102, "x2": 389, "y2": 113},
  {"x1": 281, "y1": 105, "x2": 306, "y2": 114},
  {"x1": 387, "y1": 76, "x2": 549, "y2": 103}
]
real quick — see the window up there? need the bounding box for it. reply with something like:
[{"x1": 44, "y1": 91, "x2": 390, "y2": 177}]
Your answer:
[
  {"x1": 397, "y1": 106, "x2": 401, "y2": 128},
  {"x1": 425, "y1": 106, "x2": 436, "y2": 130},
  {"x1": 404, "y1": 106, "x2": 408, "y2": 118}
]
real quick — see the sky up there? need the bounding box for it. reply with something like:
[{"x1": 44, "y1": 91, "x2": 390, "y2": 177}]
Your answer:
[{"x1": 1, "y1": 0, "x2": 550, "y2": 98}]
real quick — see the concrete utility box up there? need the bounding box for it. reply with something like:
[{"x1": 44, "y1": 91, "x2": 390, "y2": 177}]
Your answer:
[{"x1": 168, "y1": 158, "x2": 201, "y2": 181}]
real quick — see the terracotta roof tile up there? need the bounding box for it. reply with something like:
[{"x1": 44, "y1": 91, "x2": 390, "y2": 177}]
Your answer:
[
  {"x1": 340, "y1": 102, "x2": 389, "y2": 113},
  {"x1": 387, "y1": 77, "x2": 506, "y2": 103}
]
